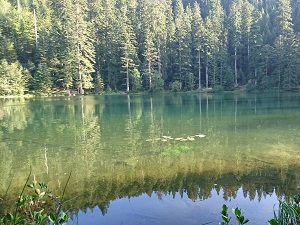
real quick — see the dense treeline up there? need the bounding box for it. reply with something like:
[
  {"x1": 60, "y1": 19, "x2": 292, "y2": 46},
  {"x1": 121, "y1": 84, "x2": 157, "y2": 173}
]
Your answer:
[{"x1": 0, "y1": 0, "x2": 300, "y2": 94}]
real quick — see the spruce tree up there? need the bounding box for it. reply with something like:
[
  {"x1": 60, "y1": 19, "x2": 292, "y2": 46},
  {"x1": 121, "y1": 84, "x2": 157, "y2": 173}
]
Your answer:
[
  {"x1": 94, "y1": 0, "x2": 119, "y2": 90},
  {"x1": 204, "y1": 0, "x2": 225, "y2": 88},
  {"x1": 0, "y1": 0, "x2": 18, "y2": 63},
  {"x1": 273, "y1": 0, "x2": 299, "y2": 90},
  {"x1": 174, "y1": 0, "x2": 192, "y2": 89},
  {"x1": 191, "y1": 2, "x2": 205, "y2": 89},
  {"x1": 119, "y1": 0, "x2": 140, "y2": 92},
  {"x1": 229, "y1": 0, "x2": 243, "y2": 87}
]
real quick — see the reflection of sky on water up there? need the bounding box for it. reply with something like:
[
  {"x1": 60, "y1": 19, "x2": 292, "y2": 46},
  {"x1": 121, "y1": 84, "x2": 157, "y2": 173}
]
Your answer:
[{"x1": 68, "y1": 187, "x2": 278, "y2": 225}]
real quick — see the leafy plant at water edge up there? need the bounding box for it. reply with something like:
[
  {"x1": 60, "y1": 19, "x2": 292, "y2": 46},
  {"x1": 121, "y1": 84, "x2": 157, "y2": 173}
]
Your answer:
[
  {"x1": 268, "y1": 186, "x2": 300, "y2": 225},
  {"x1": 0, "y1": 170, "x2": 71, "y2": 225},
  {"x1": 233, "y1": 207, "x2": 249, "y2": 225},
  {"x1": 219, "y1": 204, "x2": 231, "y2": 225},
  {"x1": 219, "y1": 204, "x2": 249, "y2": 225}
]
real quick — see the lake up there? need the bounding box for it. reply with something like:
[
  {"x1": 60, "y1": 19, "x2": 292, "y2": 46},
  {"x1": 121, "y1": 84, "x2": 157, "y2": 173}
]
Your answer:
[{"x1": 0, "y1": 92, "x2": 300, "y2": 225}]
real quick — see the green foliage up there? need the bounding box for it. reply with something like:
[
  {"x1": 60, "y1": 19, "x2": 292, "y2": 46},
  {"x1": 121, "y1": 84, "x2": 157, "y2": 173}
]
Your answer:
[
  {"x1": 149, "y1": 72, "x2": 164, "y2": 92},
  {"x1": 220, "y1": 204, "x2": 231, "y2": 225},
  {"x1": 0, "y1": 171, "x2": 71, "y2": 225},
  {"x1": 131, "y1": 68, "x2": 142, "y2": 92},
  {"x1": 268, "y1": 186, "x2": 300, "y2": 225},
  {"x1": 162, "y1": 145, "x2": 191, "y2": 156},
  {"x1": 171, "y1": 80, "x2": 182, "y2": 92},
  {"x1": 258, "y1": 76, "x2": 276, "y2": 91},
  {"x1": 93, "y1": 71, "x2": 104, "y2": 93},
  {"x1": 185, "y1": 73, "x2": 195, "y2": 90},
  {"x1": 33, "y1": 63, "x2": 52, "y2": 94},
  {"x1": 233, "y1": 207, "x2": 249, "y2": 225},
  {"x1": 245, "y1": 82, "x2": 255, "y2": 92},
  {"x1": 0, "y1": 0, "x2": 300, "y2": 95},
  {"x1": 220, "y1": 186, "x2": 300, "y2": 225},
  {"x1": 0, "y1": 59, "x2": 29, "y2": 95},
  {"x1": 219, "y1": 204, "x2": 249, "y2": 225},
  {"x1": 212, "y1": 85, "x2": 224, "y2": 93}
]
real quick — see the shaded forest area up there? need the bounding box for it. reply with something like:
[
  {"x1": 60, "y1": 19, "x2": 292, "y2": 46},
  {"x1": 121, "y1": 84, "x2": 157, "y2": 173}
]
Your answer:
[{"x1": 0, "y1": 0, "x2": 300, "y2": 95}]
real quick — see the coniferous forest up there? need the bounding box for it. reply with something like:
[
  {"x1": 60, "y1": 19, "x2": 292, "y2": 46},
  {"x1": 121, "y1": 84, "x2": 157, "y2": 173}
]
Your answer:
[{"x1": 0, "y1": 0, "x2": 300, "y2": 95}]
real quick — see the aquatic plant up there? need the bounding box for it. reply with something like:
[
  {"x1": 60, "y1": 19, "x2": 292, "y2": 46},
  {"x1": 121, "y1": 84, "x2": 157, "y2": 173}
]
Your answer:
[
  {"x1": 0, "y1": 170, "x2": 71, "y2": 225},
  {"x1": 268, "y1": 186, "x2": 300, "y2": 225},
  {"x1": 219, "y1": 185, "x2": 300, "y2": 225},
  {"x1": 219, "y1": 204, "x2": 249, "y2": 225}
]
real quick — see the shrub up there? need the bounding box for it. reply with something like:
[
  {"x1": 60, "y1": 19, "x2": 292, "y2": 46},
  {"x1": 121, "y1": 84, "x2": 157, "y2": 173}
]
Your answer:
[
  {"x1": 171, "y1": 81, "x2": 182, "y2": 92},
  {"x1": 0, "y1": 59, "x2": 30, "y2": 95},
  {"x1": 0, "y1": 171, "x2": 70, "y2": 225}
]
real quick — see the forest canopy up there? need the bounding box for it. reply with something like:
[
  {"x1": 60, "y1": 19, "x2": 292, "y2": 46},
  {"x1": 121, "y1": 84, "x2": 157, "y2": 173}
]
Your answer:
[{"x1": 0, "y1": 0, "x2": 299, "y2": 94}]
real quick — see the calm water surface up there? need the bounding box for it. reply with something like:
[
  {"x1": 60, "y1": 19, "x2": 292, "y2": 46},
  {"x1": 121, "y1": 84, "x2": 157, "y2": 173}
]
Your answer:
[{"x1": 1, "y1": 92, "x2": 300, "y2": 225}]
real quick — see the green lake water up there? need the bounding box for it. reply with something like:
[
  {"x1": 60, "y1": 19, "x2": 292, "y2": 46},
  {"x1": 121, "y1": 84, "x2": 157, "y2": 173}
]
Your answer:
[{"x1": 1, "y1": 92, "x2": 300, "y2": 224}]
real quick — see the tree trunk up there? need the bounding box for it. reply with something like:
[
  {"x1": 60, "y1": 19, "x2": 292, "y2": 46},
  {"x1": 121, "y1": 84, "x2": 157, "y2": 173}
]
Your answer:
[
  {"x1": 220, "y1": 59, "x2": 223, "y2": 86},
  {"x1": 234, "y1": 46, "x2": 238, "y2": 87},
  {"x1": 213, "y1": 55, "x2": 216, "y2": 87},
  {"x1": 254, "y1": 67, "x2": 257, "y2": 87},
  {"x1": 179, "y1": 42, "x2": 182, "y2": 82},
  {"x1": 126, "y1": 60, "x2": 129, "y2": 92},
  {"x1": 205, "y1": 65, "x2": 208, "y2": 88},
  {"x1": 76, "y1": 5, "x2": 82, "y2": 95},
  {"x1": 247, "y1": 37, "x2": 250, "y2": 60},
  {"x1": 198, "y1": 50, "x2": 201, "y2": 89},
  {"x1": 157, "y1": 38, "x2": 161, "y2": 74},
  {"x1": 17, "y1": 0, "x2": 20, "y2": 10},
  {"x1": 127, "y1": 94, "x2": 131, "y2": 117},
  {"x1": 148, "y1": 61, "x2": 152, "y2": 89},
  {"x1": 33, "y1": 0, "x2": 38, "y2": 49}
]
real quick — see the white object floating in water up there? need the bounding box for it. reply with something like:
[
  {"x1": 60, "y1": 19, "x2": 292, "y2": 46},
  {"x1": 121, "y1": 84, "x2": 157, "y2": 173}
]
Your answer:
[
  {"x1": 162, "y1": 135, "x2": 172, "y2": 139},
  {"x1": 180, "y1": 139, "x2": 187, "y2": 141},
  {"x1": 195, "y1": 134, "x2": 206, "y2": 138},
  {"x1": 187, "y1": 137, "x2": 195, "y2": 141},
  {"x1": 175, "y1": 137, "x2": 183, "y2": 141},
  {"x1": 146, "y1": 139, "x2": 152, "y2": 142},
  {"x1": 161, "y1": 139, "x2": 168, "y2": 142}
]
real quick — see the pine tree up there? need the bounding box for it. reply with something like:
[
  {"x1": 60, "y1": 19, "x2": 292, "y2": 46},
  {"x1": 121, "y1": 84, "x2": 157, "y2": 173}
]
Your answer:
[
  {"x1": 74, "y1": 0, "x2": 96, "y2": 94},
  {"x1": 240, "y1": 1, "x2": 254, "y2": 84},
  {"x1": 273, "y1": 0, "x2": 299, "y2": 90},
  {"x1": 228, "y1": 0, "x2": 243, "y2": 87},
  {"x1": 94, "y1": 0, "x2": 119, "y2": 90},
  {"x1": 55, "y1": 0, "x2": 96, "y2": 94},
  {"x1": 143, "y1": 28, "x2": 157, "y2": 90},
  {"x1": 291, "y1": 0, "x2": 300, "y2": 34},
  {"x1": 164, "y1": 1, "x2": 176, "y2": 85},
  {"x1": 248, "y1": 9, "x2": 263, "y2": 88},
  {"x1": 204, "y1": 0, "x2": 225, "y2": 88},
  {"x1": 14, "y1": 1, "x2": 35, "y2": 65},
  {"x1": 191, "y1": 2, "x2": 205, "y2": 89},
  {"x1": 138, "y1": 0, "x2": 159, "y2": 90},
  {"x1": 0, "y1": 0, "x2": 18, "y2": 63},
  {"x1": 119, "y1": 0, "x2": 140, "y2": 92},
  {"x1": 174, "y1": 0, "x2": 192, "y2": 89}
]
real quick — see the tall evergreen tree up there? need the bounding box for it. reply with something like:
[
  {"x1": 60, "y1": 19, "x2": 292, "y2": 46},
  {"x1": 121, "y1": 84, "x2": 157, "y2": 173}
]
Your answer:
[
  {"x1": 94, "y1": 0, "x2": 119, "y2": 90},
  {"x1": 204, "y1": 0, "x2": 225, "y2": 88},
  {"x1": 273, "y1": 0, "x2": 299, "y2": 90},
  {"x1": 240, "y1": 1, "x2": 254, "y2": 83},
  {"x1": 291, "y1": 0, "x2": 300, "y2": 34},
  {"x1": 191, "y1": 2, "x2": 205, "y2": 89},
  {"x1": 119, "y1": 0, "x2": 140, "y2": 92},
  {"x1": 228, "y1": 0, "x2": 242, "y2": 87},
  {"x1": 174, "y1": 0, "x2": 192, "y2": 89},
  {"x1": 0, "y1": 0, "x2": 18, "y2": 63},
  {"x1": 248, "y1": 9, "x2": 263, "y2": 88}
]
